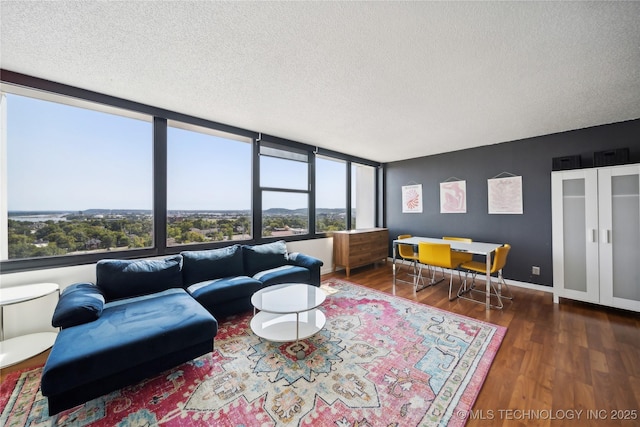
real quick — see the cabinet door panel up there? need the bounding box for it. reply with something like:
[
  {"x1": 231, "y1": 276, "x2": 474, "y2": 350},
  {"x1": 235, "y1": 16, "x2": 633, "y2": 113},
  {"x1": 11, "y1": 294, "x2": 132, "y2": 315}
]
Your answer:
[
  {"x1": 599, "y1": 165, "x2": 640, "y2": 311},
  {"x1": 552, "y1": 169, "x2": 599, "y2": 303},
  {"x1": 562, "y1": 178, "x2": 588, "y2": 292}
]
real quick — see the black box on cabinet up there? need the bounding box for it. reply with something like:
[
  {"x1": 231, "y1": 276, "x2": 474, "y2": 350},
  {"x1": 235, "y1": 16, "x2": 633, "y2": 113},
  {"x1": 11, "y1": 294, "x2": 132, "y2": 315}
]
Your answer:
[
  {"x1": 593, "y1": 148, "x2": 629, "y2": 167},
  {"x1": 552, "y1": 155, "x2": 581, "y2": 171}
]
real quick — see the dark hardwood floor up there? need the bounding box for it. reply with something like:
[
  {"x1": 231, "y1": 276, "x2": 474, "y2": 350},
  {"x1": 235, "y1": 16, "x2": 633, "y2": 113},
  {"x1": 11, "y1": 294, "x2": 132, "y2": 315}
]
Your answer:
[
  {"x1": 2, "y1": 263, "x2": 638, "y2": 426},
  {"x1": 324, "y1": 263, "x2": 640, "y2": 427}
]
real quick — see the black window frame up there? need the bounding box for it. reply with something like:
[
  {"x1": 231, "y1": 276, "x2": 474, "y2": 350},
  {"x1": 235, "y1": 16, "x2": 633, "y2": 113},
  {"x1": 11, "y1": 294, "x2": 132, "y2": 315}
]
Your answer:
[
  {"x1": 257, "y1": 135, "x2": 315, "y2": 240},
  {"x1": 315, "y1": 154, "x2": 348, "y2": 233},
  {"x1": 0, "y1": 70, "x2": 381, "y2": 274},
  {"x1": 165, "y1": 119, "x2": 254, "y2": 247}
]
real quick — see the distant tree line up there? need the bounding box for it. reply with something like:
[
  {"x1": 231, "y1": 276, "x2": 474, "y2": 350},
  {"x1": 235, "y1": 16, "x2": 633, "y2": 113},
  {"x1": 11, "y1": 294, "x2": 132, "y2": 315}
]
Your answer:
[
  {"x1": 167, "y1": 215, "x2": 251, "y2": 244},
  {"x1": 7, "y1": 212, "x2": 347, "y2": 259},
  {"x1": 8, "y1": 216, "x2": 153, "y2": 259}
]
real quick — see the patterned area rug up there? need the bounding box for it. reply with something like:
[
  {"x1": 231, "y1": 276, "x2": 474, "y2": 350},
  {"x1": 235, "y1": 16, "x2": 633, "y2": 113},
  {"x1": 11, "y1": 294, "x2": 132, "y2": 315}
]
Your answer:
[{"x1": 0, "y1": 279, "x2": 506, "y2": 426}]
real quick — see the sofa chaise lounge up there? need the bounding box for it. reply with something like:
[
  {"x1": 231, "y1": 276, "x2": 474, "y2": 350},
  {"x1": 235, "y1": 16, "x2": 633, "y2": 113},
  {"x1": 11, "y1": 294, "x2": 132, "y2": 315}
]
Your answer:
[{"x1": 41, "y1": 241, "x2": 323, "y2": 415}]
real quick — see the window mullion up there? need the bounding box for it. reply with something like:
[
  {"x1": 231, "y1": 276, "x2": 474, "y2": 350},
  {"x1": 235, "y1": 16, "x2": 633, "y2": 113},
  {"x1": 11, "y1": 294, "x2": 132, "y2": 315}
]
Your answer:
[
  {"x1": 309, "y1": 152, "x2": 316, "y2": 235},
  {"x1": 346, "y1": 161, "x2": 352, "y2": 230},
  {"x1": 260, "y1": 187, "x2": 309, "y2": 194},
  {"x1": 154, "y1": 117, "x2": 167, "y2": 255},
  {"x1": 253, "y1": 139, "x2": 262, "y2": 241}
]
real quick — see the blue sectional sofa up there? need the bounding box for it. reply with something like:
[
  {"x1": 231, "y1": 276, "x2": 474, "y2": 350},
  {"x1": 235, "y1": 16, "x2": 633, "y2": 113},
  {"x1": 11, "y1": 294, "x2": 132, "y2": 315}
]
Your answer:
[
  {"x1": 41, "y1": 241, "x2": 323, "y2": 415},
  {"x1": 184, "y1": 241, "x2": 323, "y2": 317}
]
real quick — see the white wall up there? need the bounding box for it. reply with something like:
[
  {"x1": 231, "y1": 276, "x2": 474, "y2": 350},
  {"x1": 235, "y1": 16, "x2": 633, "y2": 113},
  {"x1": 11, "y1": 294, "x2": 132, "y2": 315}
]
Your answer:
[
  {"x1": 0, "y1": 238, "x2": 334, "y2": 339},
  {"x1": 287, "y1": 237, "x2": 334, "y2": 275},
  {"x1": 354, "y1": 164, "x2": 376, "y2": 229}
]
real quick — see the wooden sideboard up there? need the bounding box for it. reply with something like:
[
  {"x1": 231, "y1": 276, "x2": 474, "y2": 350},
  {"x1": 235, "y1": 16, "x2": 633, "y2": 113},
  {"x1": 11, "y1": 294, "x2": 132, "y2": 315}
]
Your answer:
[{"x1": 332, "y1": 228, "x2": 389, "y2": 277}]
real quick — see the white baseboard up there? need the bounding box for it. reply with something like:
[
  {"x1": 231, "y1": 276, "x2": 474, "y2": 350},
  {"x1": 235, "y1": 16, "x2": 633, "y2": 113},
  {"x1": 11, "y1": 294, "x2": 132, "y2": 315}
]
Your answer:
[{"x1": 499, "y1": 277, "x2": 552, "y2": 293}]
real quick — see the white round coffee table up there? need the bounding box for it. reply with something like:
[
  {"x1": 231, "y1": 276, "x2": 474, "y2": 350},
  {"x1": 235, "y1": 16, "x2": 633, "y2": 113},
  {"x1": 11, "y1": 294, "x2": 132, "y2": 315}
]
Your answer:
[{"x1": 250, "y1": 283, "x2": 327, "y2": 360}]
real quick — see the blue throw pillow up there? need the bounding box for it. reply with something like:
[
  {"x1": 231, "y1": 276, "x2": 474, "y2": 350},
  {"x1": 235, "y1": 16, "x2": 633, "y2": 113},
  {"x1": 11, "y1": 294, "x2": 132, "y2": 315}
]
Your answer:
[
  {"x1": 243, "y1": 240, "x2": 288, "y2": 276},
  {"x1": 96, "y1": 255, "x2": 184, "y2": 301},
  {"x1": 52, "y1": 283, "x2": 105, "y2": 329},
  {"x1": 181, "y1": 245, "x2": 245, "y2": 286}
]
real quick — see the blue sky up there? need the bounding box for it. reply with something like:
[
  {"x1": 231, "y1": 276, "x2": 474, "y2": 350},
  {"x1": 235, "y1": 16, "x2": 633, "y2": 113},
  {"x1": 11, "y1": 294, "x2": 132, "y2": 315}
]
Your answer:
[{"x1": 6, "y1": 93, "x2": 348, "y2": 211}]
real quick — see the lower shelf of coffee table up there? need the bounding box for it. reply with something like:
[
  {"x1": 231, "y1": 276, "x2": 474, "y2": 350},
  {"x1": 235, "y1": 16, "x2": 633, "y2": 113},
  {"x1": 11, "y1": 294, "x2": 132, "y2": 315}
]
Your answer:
[{"x1": 250, "y1": 310, "x2": 326, "y2": 342}]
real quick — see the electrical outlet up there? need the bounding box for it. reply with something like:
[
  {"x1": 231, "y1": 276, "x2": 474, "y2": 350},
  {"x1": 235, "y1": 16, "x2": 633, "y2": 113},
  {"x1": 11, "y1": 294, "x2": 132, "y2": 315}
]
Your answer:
[{"x1": 532, "y1": 266, "x2": 540, "y2": 275}]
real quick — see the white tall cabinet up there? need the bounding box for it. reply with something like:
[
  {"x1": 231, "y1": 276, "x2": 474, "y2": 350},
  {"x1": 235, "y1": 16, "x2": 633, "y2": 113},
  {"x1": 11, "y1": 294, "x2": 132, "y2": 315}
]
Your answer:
[{"x1": 552, "y1": 163, "x2": 640, "y2": 312}]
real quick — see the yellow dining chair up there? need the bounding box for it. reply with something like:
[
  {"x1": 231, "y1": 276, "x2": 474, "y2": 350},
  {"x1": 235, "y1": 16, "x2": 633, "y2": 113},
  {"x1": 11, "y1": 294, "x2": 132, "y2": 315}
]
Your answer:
[
  {"x1": 416, "y1": 242, "x2": 463, "y2": 298},
  {"x1": 397, "y1": 235, "x2": 419, "y2": 278},
  {"x1": 458, "y1": 244, "x2": 513, "y2": 309},
  {"x1": 442, "y1": 236, "x2": 473, "y2": 266}
]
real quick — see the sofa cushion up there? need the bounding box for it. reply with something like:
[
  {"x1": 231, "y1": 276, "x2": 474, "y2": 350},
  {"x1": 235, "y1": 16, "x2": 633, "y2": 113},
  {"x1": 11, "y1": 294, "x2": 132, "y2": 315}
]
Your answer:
[
  {"x1": 41, "y1": 288, "x2": 217, "y2": 397},
  {"x1": 242, "y1": 240, "x2": 288, "y2": 276},
  {"x1": 187, "y1": 276, "x2": 263, "y2": 312},
  {"x1": 96, "y1": 255, "x2": 183, "y2": 301},
  {"x1": 52, "y1": 283, "x2": 105, "y2": 329},
  {"x1": 253, "y1": 265, "x2": 311, "y2": 287},
  {"x1": 181, "y1": 245, "x2": 244, "y2": 286}
]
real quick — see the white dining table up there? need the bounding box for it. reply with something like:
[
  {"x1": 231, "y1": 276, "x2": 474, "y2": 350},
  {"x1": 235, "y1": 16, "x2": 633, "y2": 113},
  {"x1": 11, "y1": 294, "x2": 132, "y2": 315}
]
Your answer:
[{"x1": 392, "y1": 237, "x2": 503, "y2": 310}]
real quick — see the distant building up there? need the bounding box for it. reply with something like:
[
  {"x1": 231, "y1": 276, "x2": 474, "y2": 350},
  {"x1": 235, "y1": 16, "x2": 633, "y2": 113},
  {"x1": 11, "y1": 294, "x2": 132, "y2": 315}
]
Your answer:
[{"x1": 271, "y1": 227, "x2": 307, "y2": 237}]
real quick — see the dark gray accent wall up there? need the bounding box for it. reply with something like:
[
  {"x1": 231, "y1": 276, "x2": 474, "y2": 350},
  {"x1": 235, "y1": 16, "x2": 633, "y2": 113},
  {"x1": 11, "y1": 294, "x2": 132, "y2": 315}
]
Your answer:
[{"x1": 385, "y1": 119, "x2": 640, "y2": 286}]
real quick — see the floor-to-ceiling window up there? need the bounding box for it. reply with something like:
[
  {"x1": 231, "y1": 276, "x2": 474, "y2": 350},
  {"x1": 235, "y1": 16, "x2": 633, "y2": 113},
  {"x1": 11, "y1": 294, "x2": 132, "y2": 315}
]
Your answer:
[
  {"x1": 1, "y1": 86, "x2": 153, "y2": 262},
  {"x1": 0, "y1": 73, "x2": 381, "y2": 273},
  {"x1": 315, "y1": 156, "x2": 347, "y2": 232},
  {"x1": 259, "y1": 141, "x2": 310, "y2": 238},
  {"x1": 167, "y1": 121, "x2": 252, "y2": 246}
]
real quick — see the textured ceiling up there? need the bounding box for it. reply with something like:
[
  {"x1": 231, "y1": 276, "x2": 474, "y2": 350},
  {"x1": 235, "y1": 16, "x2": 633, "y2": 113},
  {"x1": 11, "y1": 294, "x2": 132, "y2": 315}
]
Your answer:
[{"x1": 1, "y1": 1, "x2": 639, "y2": 163}]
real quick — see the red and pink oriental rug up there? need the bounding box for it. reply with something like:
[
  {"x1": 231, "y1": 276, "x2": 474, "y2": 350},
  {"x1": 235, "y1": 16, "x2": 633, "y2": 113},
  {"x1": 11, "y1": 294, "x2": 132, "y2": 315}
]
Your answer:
[{"x1": 1, "y1": 279, "x2": 506, "y2": 426}]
